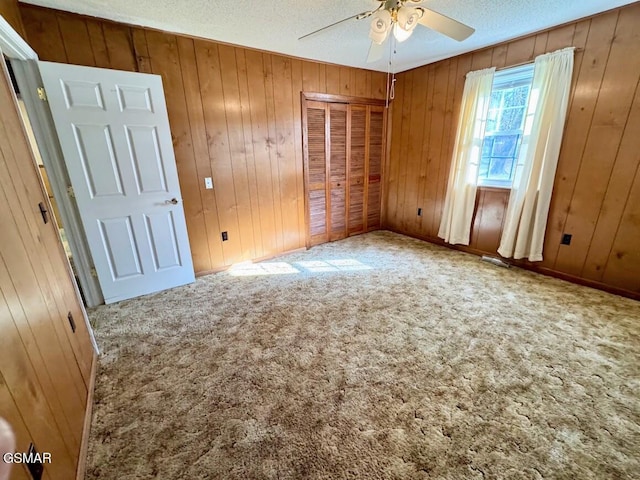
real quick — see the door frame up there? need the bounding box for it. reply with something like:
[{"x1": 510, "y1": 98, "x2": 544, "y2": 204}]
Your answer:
[{"x1": 0, "y1": 15, "x2": 103, "y2": 306}]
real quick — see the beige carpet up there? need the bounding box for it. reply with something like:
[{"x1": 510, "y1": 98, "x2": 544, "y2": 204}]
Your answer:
[{"x1": 86, "y1": 231, "x2": 640, "y2": 479}]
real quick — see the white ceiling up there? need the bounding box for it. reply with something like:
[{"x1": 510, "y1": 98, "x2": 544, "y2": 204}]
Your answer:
[{"x1": 21, "y1": 0, "x2": 636, "y2": 72}]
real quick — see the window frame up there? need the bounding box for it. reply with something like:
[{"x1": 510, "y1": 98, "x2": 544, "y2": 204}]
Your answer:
[{"x1": 477, "y1": 63, "x2": 535, "y2": 189}]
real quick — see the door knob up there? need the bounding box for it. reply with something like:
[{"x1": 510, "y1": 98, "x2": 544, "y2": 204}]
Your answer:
[{"x1": 165, "y1": 198, "x2": 178, "y2": 205}]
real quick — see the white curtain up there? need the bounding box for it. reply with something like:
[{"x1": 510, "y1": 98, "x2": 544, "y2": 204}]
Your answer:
[
  {"x1": 438, "y1": 67, "x2": 495, "y2": 245},
  {"x1": 498, "y1": 47, "x2": 574, "y2": 261}
]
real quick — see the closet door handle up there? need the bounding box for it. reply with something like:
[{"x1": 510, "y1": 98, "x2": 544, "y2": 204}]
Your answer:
[{"x1": 38, "y1": 202, "x2": 49, "y2": 224}]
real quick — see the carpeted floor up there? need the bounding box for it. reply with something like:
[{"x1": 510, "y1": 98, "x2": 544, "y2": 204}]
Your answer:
[{"x1": 86, "y1": 231, "x2": 640, "y2": 479}]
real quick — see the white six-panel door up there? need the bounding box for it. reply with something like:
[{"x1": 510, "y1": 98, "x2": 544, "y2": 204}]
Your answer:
[{"x1": 38, "y1": 61, "x2": 195, "y2": 304}]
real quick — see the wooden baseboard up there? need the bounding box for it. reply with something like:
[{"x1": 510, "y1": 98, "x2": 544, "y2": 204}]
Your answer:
[
  {"x1": 195, "y1": 247, "x2": 308, "y2": 277},
  {"x1": 384, "y1": 228, "x2": 640, "y2": 301},
  {"x1": 76, "y1": 352, "x2": 98, "y2": 480}
]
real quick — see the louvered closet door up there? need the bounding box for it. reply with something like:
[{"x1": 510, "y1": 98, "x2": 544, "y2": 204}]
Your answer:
[
  {"x1": 305, "y1": 101, "x2": 329, "y2": 246},
  {"x1": 304, "y1": 98, "x2": 385, "y2": 247},
  {"x1": 329, "y1": 104, "x2": 348, "y2": 241},
  {"x1": 348, "y1": 105, "x2": 366, "y2": 235},
  {"x1": 367, "y1": 106, "x2": 384, "y2": 231}
]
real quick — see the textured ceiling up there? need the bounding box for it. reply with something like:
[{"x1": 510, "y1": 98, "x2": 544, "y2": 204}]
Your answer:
[{"x1": 20, "y1": 0, "x2": 636, "y2": 72}]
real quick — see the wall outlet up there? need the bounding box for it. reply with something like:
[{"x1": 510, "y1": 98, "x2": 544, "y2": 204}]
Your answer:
[
  {"x1": 204, "y1": 177, "x2": 213, "y2": 189},
  {"x1": 417, "y1": 208, "x2": 422, "y2": 216},
  {"x1": 221, "y1": 231, "x2": 228, "y2": 241},
  {"x1": 561, "y1": 233, "x2": 572, "y2": 245}
]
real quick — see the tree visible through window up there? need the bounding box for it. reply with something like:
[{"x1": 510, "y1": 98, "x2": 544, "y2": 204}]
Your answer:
[{"x1": 478, "y1": 64, "x2": 534, "y2": 187}]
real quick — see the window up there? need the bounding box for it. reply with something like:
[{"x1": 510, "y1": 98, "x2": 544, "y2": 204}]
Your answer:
[{"x1": 478, "y1": 64, "x2": 534, "y2": 188}]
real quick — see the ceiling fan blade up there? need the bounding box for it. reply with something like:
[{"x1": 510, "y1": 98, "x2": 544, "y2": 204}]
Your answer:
[
  {"x1": 367, "y1": 40, "x2": 386, "y2": 63},
  {"x1": 417, "y1": 8, "x2": 475, "y2": 41},
  {"x1": 298, "y1": 10, "x2": 373, "y2": 40}
]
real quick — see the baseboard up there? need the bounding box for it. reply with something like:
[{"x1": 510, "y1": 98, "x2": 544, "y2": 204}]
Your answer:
[
  {"x1": 195, "y1": 247, "x2": 308, "y2": 277},
  {"x1": 76, "y1": 352, "x2": 98, "y2": 480},
  {"x1": 384, "y1": 228, "x2": 640, "y2": 301}
]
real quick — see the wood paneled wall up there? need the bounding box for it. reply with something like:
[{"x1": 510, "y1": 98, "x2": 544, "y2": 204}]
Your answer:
[
  {"x1": 0, "y1": 0, "x2": 26, "y2": 37},
  {"x1": 0, "y1": 49, "x2": 95, "y2": 479},
  {"x1": 19, "y1": 4, "x2": 388, "y2": 274},
  {"x1": 384, "y1": 3, "x2": 640, "y2": 298}
]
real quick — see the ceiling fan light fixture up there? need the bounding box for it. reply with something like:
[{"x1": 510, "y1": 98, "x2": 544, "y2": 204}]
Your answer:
[
  {"x1": 393, "y1": 22, "x2": 413, "y2": 43},
  {"x1": 396, "y1": 6, "x2": 422, "y2": 32},
  {"x1": 369, "y1": 10, "x2": 392, "y2": 44}
]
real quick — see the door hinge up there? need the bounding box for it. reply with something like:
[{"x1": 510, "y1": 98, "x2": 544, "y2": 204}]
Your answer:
[
  {"x1": 67, "y1": 185, "x2": 75, "y2": 198},
  {"x1": 90, "y1": 267, "x2": 98, "y2": 278},
  {"x1": 37, "y1": 87, "x2": 47, "y2": 101}
]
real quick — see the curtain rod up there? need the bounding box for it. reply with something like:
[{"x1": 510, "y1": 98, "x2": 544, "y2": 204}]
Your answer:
[{"x1": 496, "y1": 47, "x2": 583, "y2": 71}]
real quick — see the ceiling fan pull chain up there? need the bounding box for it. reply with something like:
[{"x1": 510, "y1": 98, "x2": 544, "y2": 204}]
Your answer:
[{"x1": 390, "y1": 75, "x2": 397, "y2": 100}]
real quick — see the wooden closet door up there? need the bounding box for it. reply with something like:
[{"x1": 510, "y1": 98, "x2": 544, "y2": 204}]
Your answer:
[
  {"x1": 348, "y1": 105, "x2": 366, "y2": 236},
  {"x1": 367, "y1": 106, "x2": 384, "y2": 231},
  {"x1": 329, "y1": 104, "x2": 347, "y2": 241},
  {"x1": 305, "y1": 101, "x2": 329, "y2": 246}
]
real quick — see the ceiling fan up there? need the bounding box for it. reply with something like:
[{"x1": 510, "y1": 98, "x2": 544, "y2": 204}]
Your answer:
[{"x1": 299, "y1": 0, "x2": 475, "y2": 63}]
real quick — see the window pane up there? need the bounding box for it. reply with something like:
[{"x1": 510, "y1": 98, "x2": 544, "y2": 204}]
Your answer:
[
  {"x1": 499, "y1": 107, "x2": 519, "y2": 131},
  {"x1": 491, "y1": 134, "x2": 519, "y2": 157}
]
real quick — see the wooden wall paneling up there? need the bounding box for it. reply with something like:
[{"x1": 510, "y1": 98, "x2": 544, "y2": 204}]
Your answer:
[
  {"x1": 86, "y1": 19, "x2": 111, "y2": 69},
  {"x1": 473, "y1": 188, "x2": 509, "y2": 253},
  {"x1": 532, "y1": 32, "x2": 549, "y2": 57},
  {"x1": 504, "y1": 36, "x2": 536, "y2": 66},
  {"x1": 394, "y1": 71, "x2": 415, "y2": 230},
  {"x1": 0, "y1": 0, "x2": 26, "y2": 37},
  {"x1": 146, "y1": 32, "x2": 213, "y2": 272},
  {"x1": 401, "y1": 67, "x2": 427, "y2": 235},
  {"x1": 290, "y1": 59, "x2": 306, "y2": 250},
  {"x1": 101, "y1": 22, "x2": 136, "y2": 71},
  {"x1": 176, "y1": 36, "x2": 223, "y2": 271},
  {"x1": 583, "y1": 86, "x2": 640, "y2": 281},
  {"x1": 543, "y1": 11, "x2": 618, "y2": 269},
  {"x1": 55, "y1": 14, "x2": 95, "y2": 66},
  {"x1": 301, "y1": 61, "x2": 320, "y2": 92},
  {"x1": 0, "y1": 140, "x2": 86, "y2": 447},
  {"x1": 414, "y1": 65, "x2": 435, "y2": 237},
  {"x1": 383, "y1": 73, "x2": 406, "y2": 229},
  {"x1": 581, "y1": 34, "x2": 640, "y2": 277},
  {"x1": 196, "y1": 41, "x2": 245, "y2": 264},
  {"x1": 433, "y1": 57, "x2": 463, "y2": 237},
  {"x1": 217, "y1": 45, "x2": 257, "y2": 261},
  {"x1": 372, "y1": 72, "x2": 387, "y2": 99},
  {"x1": 131, "y1": 27, "x2": 152, "y2": 73},
  {"x1": 602, "y1": 166, "x2": 640, "y2": 292},
  {"x1": 329, "y1": 103, "x2": 347, "y2": 241},
  {"x1": 491, "y1": 44, "x2": 508, "y2": 68},
  {"x1": 424, "y1": 61, "x2": 451, "y2": 236},
  {"x1": 245, "y1": 50, "x2": 279, "y2": 255},
  {"x1": 339, "y1": 66, "x2": 351, "y2": 96},
  {"x1": 318, "y1": 63, "x2": 327, "y2": 93},
  {"x1": 0, "y1": 228, "x2": 82, "y2": 459},
  {"x1": 0, "y1": 371, "x2": 38, "y2": 480},
  {"x1": 470, "y1": 48, "x2": 493, "y2": 71},
  {"x1": 237, "y1": 49, "x2": 266, "y2": 259},
  {"x1": 19, "y1": 6, "x2": 67, "y2": 63},
  {"x1": 0, "y1": 80, "x2": 92, "y2": 387},
  {"x1": 354, "y1": 69, "x2": 369, "y2": 98},
  {"x1": 262, "y1": 53, "x2": 286, "y2": 255},
  {"x1": 325, "y1": 64, "x2": 341, "y2": 94},
  {"x1": 270, "y1": 56, "x2": 302, "y2": 251},
  {"x1": 555, "y1": 9, "x2": 639, "y2": 276},
  {"x1": 544, "y1": 23, "x2": 578, "y2": 52},
  {"x1": 0, "y1": 306, "x2": 77, "y2": 477}
]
